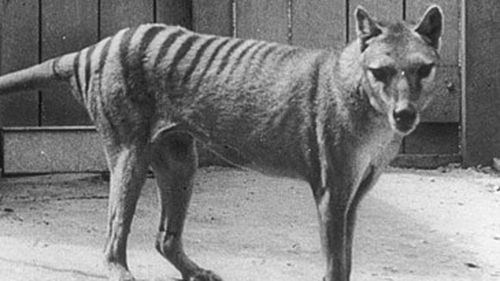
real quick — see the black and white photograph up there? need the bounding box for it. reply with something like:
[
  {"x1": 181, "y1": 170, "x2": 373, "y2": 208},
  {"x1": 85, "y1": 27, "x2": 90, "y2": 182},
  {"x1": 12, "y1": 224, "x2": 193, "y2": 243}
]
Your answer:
[{"x1": 0, "y1": 1, "x2": 498, "y2": 280}]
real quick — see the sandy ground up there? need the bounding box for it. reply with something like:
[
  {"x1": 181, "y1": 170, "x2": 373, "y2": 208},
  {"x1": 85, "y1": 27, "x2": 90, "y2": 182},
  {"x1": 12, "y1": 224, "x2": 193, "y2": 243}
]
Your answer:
[{"x1": 0, "y1": 166, "x2": 499, "y2": 281}]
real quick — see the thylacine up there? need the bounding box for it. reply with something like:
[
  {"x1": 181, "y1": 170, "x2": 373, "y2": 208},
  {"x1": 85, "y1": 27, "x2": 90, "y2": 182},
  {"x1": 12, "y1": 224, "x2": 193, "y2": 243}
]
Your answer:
[{"x1": 0, "y1": 5, "x2": 443, "y2": 281}]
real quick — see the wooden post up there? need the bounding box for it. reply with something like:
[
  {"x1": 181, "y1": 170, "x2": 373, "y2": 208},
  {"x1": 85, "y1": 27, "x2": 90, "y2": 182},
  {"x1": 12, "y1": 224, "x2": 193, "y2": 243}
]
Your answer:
[
  {"x1": 192, "y1": 0, "x2": 233, "y2": 36},
  {"x1": 235, "y1": 0, "x2": 289, "y2": 43},
  {"x1": 41, "y1": 0, "x2": 98, "y2": 126},
  {"x1": 291, "y1": 0, "x2": 346, "y2": 48},
  {"x1": 156, "y1": 0, "x2": 192, "y2": 29},
  {"x1": 0, "y1": 0, "x2": 40, "y2": 126},
  {"x1": 462, "y1": 1, "x2": 500, "y2": 166},
  {"x1": 99, "y1": 0, "x2": 154, "y2": 38}
]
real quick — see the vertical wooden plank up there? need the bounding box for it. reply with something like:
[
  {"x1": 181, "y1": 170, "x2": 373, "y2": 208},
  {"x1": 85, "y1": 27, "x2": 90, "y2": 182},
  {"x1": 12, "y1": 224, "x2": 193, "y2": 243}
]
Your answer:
[
  {"x1": 405, "y1": 0, "x2": 461, "y2": 155},
  {"x1": 404, "y1": 1, "x2": 461, "y2": 156},
  {"x1": 462, "y1": 1, "x2": 500, "y2": 166},
  {"x1": 406, "y1": 0, "x2": 459, "y2": 66},
  {"x1": 406, "y1": 0, "x2": 462, "y2": 122},
  {"x1": 235, "y1": 0, "x2": 289, "y2": 43},
  {"x1": 41, "y1": 0, "x2": 98, "y2": 126},
  {"x1": 348, "y1": 0, "x2": 403, "y2": 42},
  {"x1": 420, "y1": 66, "x2": 460, "y2": 122},
  {"x1": 409, "y1": 0, "x2": 461, "y2": 123},
  {"x1": 0, "y1": 0, "x2": 39, "y2": 126},
  {"x1": 291, "y1": 0, "x2": 346, "y2": 49},
  {"x1": 3, "y1": 127, "x2": 107, "y2": 174},
  {"x1": 100, "y1": 0, "x2": 154, "y2": 38},
  {"x1": 156, "y1": 0, "x2": 192, "y2": 29},
  {"x1": 192, "y1": 0, "x2": 233, "y2": 36}
]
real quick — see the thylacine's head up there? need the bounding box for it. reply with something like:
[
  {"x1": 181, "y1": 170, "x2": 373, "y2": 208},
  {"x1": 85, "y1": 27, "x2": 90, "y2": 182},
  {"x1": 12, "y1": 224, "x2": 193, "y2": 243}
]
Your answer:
[{"x1": 354, "y1": 5, "x2": 443, "y2": 135}]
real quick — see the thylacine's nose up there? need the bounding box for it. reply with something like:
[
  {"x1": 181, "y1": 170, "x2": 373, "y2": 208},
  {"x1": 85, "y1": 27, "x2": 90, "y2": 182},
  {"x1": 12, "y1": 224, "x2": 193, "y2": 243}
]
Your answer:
[{"x1": 392, "y1": 104, "x2": 417, "y2": 133}]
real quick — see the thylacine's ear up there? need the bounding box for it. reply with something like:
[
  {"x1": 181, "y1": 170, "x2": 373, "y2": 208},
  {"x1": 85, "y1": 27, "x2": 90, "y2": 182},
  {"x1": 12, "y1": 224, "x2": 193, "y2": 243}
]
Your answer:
[
  {"x1": 355, "y1": 6, "x2": 382, "y2": 52},
  {"x1": 414, "y1": 5, "x2": 443, "y2": 50}
]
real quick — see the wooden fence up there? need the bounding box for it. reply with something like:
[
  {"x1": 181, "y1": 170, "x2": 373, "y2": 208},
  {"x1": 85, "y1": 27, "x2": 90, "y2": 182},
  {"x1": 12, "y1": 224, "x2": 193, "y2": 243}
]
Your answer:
[{"x1": 0, "y1": 0, "x2": 498, "y2": 169}]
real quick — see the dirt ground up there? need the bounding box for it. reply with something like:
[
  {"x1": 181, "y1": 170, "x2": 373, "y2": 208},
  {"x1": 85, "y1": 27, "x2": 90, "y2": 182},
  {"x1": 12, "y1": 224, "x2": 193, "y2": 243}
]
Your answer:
[{"x1": 0, "y1": 166, "x2": 499, "y2": 281}]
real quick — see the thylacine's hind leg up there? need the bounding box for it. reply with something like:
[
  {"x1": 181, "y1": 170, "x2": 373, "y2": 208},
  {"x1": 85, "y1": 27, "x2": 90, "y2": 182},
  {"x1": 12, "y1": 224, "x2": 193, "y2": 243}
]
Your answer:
[
  {"x1": 151, "y1": 132, "x2": 222, "y2": 281},
  {"x1": 102, "y1": 141, "x2": 151, "y2": 281}
]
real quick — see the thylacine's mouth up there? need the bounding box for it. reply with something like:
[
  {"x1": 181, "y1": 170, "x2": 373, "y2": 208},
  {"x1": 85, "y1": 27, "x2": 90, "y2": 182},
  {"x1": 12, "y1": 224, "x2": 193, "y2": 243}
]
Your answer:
[
  {"x1": 394, "y1": 120, "x2": 417, "y2": 135},
  {"x1": 391, "y1": 114, "x2": 420, "y2": 135}
]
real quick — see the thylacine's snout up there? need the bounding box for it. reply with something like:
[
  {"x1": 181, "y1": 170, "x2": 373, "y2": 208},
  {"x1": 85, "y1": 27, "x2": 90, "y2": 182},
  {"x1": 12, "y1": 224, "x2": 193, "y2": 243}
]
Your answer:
[{"x1": 392, "y1": 103, "x2": 419, "y2": 135}]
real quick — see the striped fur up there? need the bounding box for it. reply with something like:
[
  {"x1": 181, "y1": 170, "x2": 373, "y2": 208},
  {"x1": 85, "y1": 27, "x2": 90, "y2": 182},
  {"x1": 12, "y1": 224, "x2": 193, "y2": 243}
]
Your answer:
[
  {"x1": 0, "y1": 5, "x2": 444, "y2": 281},
  {"x1": 25, "y1": 24, "x2": 325, "y2": 177}
]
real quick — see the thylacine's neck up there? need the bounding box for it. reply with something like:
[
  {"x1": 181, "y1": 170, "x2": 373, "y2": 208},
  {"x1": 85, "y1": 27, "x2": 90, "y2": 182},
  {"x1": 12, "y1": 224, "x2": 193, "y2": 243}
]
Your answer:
[{"x1": 313, "y1": 42, "x2": 400, "y2": 170}]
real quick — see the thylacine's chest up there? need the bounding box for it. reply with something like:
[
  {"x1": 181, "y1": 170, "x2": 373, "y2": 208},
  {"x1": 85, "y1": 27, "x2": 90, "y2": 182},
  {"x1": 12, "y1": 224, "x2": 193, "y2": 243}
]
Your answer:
[
  {"x1": 351, "y1": 129, "x2": 402, "y2": 176},
  {"x1": 321, "y1": 113, "x2": 401, "y2": 175}
]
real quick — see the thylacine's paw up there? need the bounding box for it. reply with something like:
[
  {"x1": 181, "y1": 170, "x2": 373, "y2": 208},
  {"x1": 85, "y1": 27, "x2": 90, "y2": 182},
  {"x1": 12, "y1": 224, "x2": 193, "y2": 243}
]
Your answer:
[
  {"x1": 107, "y1": 263, "x2": 135, "y2": 281},
  {"x1": 108, "y1": 269, "x2": 135, "y2": 281},
  {"x1": 188, "y1": 269, "x2": 223, "y2": 281}
]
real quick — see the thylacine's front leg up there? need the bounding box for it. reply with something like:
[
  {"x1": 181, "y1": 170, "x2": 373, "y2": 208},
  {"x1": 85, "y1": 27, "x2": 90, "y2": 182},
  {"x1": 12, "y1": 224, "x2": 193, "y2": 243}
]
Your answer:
[
  {"x1": 344, "y1": 166, "x2": 382, "y2": 274},
  {"x1": 311, "y1": 164, "x2": 379, "y2": 281}
]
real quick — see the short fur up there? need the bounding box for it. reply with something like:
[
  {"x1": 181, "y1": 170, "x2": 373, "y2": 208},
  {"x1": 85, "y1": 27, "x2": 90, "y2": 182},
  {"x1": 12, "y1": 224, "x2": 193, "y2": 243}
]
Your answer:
[{"x1": 0, "y1": 6, "x2": 443, "y2": 281}]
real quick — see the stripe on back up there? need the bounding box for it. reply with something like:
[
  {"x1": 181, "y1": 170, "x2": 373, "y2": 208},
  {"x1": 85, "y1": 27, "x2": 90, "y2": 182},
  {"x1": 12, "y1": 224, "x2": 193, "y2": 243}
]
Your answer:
[
  {"x1": 84, "y1": 45, "x2": 97, "y2": 96},
  {"x1": 96, "y1": 39, "x2": 112, "y2": 79},
  {"x1": 165, "y1": 34, "x2": 199, "y2": 80},
  {"x1": 153, "y1": 29, "x2": 185, "y2": 69},
  {"x1": 215, "y1": 39, "x2": 245, "y2": 75},
  {"x1": 130, "y1": 25, "x2": 165, "y2": 95},
  {"x1": 258, "y1": 45, "x2": 279, "y2": 66},
  {"x1": 97, "y1": 29, "x2": 125, "y2": 102},
  {"x1": 235, "y1": 42, "x2": 268, "y2": 78},
  {"x1": 138, "y1": 25, "x2": 165, "y2": 62},
  {"x1": 117, "y1": 26, "x2": 164, "y2": 102},
  {"x1": 224, "y1": 40, "x2": 261, "y2": 78},
  {"x1": 118, "y1": 27, "x2": 138, "y2": 83},
  {"x1": 181, "y1": 36, "x2": 218, "y2": 85},
  {"x1": 191, "y1": 38, "x2": 232, "y2": 91},
  {"x1": 72, "y1": 51, "x2": 83, "y2": 98}
]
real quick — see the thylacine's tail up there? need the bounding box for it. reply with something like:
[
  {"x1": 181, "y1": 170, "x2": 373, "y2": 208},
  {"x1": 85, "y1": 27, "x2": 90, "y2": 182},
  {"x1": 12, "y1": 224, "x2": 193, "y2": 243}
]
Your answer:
[
  {"x1": 0, "y1": 54, "x2": 75, "y2": 95},
  {"x1": 0, "y1": 23, "x2": 172, "y2": 101}
]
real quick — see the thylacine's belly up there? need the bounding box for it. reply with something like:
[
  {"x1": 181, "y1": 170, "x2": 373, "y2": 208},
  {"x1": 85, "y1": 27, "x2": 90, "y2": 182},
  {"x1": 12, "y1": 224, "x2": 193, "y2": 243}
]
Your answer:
[
  {"x1": 193, "y1": 129, "x2": 309, "y2": 180},
  {"x1": 206, "y1": 142, "x2": 308, "y2": 179}
]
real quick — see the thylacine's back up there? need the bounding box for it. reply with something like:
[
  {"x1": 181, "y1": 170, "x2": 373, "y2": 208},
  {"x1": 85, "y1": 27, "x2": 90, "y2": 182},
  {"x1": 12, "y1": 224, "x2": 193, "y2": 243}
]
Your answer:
[
  {"x1": 0, "y1": 5, "x2": 443, "y2": 281},
  {"x1": 0, "y1": 23, "x2": 317, "y2": 108},
  {"x1": 0, "y1": 23, "x2": 322, "y2": 136},
  {"x1": 0, "y1": 23, "x2": 329, "y2": 173}
]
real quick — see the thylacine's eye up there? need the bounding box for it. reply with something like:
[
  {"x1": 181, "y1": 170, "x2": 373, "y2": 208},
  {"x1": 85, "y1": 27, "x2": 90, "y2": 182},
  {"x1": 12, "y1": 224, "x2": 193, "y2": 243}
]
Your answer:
[
  {"x1": 368, "y1": 66, "x2": 397, "y2": 83},
  {"x1": 417, "y1": 63, "x2": 435, "y2": 78}
]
